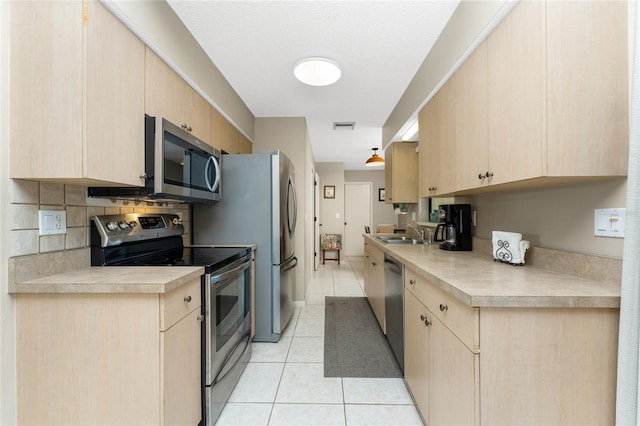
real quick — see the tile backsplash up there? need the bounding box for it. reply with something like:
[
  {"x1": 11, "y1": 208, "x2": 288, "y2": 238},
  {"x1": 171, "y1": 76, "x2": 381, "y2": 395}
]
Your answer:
[{"x1": 8, "y1": 179, "x2": 191, "y2": 258}]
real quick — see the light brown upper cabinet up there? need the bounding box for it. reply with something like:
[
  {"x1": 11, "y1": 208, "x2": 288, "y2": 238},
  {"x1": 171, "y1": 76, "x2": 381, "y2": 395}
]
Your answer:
[
  {"x1": 10, "y1": 0, "x2": 145, "y2": 186},
  {"x1": 211, "y1": 109, "x2": 252, "y2": 155},
  {"x1": 384, "y1": 142, "x2": 418, "y2": 204},
  {"x1": 454, "y1": 42, "x2": 489, "y2": 192},
  {"x1": 419, "y1": 0, "x2": 628, "y2": 197},
  {"x1": 486, "y1": 0, "x2": 628, "y2": 189},
  {"x1": 145, "y1": 49, "x2": 211, "y2": 144},
  {"x1": 418, "y1": 79, "x2": 456, "y2": 198}
]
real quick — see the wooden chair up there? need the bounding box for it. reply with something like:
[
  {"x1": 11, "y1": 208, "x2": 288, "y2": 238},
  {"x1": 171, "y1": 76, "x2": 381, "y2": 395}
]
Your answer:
[{"x1": 320, "y1": 233, "x2": 342, "y2": 265}]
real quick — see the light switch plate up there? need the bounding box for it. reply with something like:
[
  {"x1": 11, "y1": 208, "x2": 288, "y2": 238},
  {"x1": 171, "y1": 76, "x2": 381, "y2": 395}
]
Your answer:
[
  {"x1": 594, "y1": 208, "x2": 625, "y2": 238},
  {"x1": 39, "y1": 210, "x2": 67, "y2": 236}
]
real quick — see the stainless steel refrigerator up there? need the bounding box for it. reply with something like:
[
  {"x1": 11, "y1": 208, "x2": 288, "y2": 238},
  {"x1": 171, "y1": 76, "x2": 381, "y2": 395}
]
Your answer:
[{"x1": 192, "y1": 151, "x2": 297, "y2": 342}]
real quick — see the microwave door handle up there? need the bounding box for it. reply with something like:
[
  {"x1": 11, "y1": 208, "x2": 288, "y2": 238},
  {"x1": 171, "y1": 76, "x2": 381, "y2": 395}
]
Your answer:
[
  {"x1": 204, "y1": 155, "x2": 220, "y2": 193},
  {"x1": 211, "y1": 155, "x2": 221, "y2": 192}
]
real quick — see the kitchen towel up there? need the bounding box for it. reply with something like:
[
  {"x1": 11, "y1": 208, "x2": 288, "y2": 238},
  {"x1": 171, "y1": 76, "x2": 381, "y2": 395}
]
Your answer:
[{"x1": 492, "y1": 231, "x2": 530, "y2": 265}]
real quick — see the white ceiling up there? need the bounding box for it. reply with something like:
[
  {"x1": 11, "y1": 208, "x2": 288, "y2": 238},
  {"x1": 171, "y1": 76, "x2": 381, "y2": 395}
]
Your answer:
[{"x1": 166, "y1": 1, "x2": 460, "y2": 170}]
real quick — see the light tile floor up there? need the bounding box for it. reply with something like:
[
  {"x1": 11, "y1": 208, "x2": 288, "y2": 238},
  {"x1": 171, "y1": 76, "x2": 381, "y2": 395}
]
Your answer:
[{"x1": 216, "y1": 256, "x2": 424, "y2": 426}]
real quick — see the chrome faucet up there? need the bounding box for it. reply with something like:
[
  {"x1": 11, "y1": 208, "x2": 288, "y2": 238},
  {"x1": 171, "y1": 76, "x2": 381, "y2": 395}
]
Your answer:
[{"x1": 406, "y1": 223, "x2": 425, "y2": 240}]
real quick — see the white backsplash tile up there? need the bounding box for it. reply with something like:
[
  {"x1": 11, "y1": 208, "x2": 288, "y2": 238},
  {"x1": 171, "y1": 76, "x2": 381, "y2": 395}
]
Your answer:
[
  {"x1": 9, "y1": 179, "x2": 39, "y2": 204},
  {"x1": 39, "y1": 182, "x2": 65, "y2": 205},
  {"x1": 40, "y1": 234, "x2": 65, "y2": 253},
  {"x1": 10, "y1": 230, "x2": 39, "y2": 256},
  {"x1": 65, "y1": 185, "x2": 87, "y2": 206},
  {"x1": 66, "y1": 227, "x2": 86, "y2": 250},
  {"x1": 9, "y1": 204, "x2": 39, "y2": 230},
  {"x1": 66, "y1": 206, "x2": 87, "y2": 228}
]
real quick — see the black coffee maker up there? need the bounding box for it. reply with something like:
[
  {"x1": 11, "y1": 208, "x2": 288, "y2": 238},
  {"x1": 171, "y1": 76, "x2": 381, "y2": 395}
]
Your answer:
[{"x1": 433, "y1": 204, "x2": 472, "y2": 251}]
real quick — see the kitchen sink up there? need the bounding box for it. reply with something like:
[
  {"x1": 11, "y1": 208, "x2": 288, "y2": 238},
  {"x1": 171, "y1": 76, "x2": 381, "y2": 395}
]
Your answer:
[{"x1": 376, "y1": 236, "x2": 427, "y2": 245}]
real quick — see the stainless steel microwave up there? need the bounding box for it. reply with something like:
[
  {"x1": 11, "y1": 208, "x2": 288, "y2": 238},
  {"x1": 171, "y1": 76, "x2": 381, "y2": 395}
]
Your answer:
[{"x1": 89, "y1": 116, "x2": 222, "y2": 203}]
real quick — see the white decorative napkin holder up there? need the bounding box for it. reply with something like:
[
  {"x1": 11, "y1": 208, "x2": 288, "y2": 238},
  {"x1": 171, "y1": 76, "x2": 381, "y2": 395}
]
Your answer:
[{"x1": 492, "y1": 231, "x2": 530, "y2": 265}]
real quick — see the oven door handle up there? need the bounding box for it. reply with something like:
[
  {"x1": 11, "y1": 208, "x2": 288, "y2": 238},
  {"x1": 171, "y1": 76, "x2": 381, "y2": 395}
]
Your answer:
[{"x1": 209, "y1": 260, "x2": 251, "y2": 285}]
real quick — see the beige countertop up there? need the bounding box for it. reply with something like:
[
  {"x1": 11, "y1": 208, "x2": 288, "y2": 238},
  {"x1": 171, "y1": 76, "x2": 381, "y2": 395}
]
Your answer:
[
  {"x1": 364, "y1": 234, "x2": 620, "y2": 309},
  {"x1": 11, "y1": 267, "x2": 204, "y2": 294}
]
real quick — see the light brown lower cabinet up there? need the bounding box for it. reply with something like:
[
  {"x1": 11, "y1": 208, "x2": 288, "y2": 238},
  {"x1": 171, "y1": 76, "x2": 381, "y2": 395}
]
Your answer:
[
  {"x1": 364, "y1": 242, "x2": 385, "y2": 333},
  {"x1": 404, "y1": 267, "x2": 618, "y2": 425},
  {"x1": 16, "y1": 279, "x2": 202, "y2": 425}
]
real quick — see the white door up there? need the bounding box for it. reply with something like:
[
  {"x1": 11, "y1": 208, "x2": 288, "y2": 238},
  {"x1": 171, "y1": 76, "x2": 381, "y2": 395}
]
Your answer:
[
  {"x1": 314, "y1": 172, "x2": 320, "y2": 270},
  {"x1": 344, "y1": 182, "x2": 372, "y2": 256}
]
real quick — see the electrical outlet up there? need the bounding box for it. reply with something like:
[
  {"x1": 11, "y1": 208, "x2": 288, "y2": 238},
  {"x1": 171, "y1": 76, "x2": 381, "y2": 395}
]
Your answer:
[
  {"x1": 594, "y1": 208, "x2": 625, "y2": 238},
  {"x1": 39, "y1": 210, "x2": 67, "y2": 236}
]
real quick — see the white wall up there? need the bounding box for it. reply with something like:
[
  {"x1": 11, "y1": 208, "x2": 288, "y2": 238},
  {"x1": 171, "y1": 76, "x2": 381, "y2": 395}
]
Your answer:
[
  {"x1": 254, "y1": 117, "x2": 313, "y2": 303},
  {"x1": 458, "y1": 178, "x2": 627, "y2": 258},
  {"x1": 315, "y1": 163, "x2": 345, "y2": 235}
]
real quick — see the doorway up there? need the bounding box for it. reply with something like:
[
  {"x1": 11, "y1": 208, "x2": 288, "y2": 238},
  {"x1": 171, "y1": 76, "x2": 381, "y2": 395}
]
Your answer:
[{"x1": 344, "y1": 182, "x2": 372, "y2": 256}]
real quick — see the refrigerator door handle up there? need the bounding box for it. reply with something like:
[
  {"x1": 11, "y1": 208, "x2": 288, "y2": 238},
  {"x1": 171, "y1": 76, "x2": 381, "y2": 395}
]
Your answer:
[
  {"x1": 287, "y1": 176, "x2": 297, "y2": 236},
  {"x1": 281, "y1": 256, "x2": 298, "y2": 272}
]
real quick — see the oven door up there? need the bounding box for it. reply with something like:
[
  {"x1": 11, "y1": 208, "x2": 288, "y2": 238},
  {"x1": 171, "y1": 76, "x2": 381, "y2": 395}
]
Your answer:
[{"x1": 204, "y1": 255, "x2": 252, "y2": 387}]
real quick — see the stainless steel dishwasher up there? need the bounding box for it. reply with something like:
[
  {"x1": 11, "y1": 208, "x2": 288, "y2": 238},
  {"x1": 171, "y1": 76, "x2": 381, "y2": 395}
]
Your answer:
[{"x1": 384, "y1": 254, "x2": 404, "y2": 372}]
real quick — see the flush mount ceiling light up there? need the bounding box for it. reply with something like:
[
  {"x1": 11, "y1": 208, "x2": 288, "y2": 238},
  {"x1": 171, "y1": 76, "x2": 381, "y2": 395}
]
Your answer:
[
  {"x1": 365, "y1": 148, "x2": 385, "y2": 167},
  {"x1": 294, "y1": 57, "x2": 342, "y2": 86}
]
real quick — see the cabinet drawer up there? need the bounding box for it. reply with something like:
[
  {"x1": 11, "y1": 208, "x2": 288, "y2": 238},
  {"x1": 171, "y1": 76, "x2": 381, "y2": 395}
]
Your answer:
[
  {"x1": 161, "y1": 278, "x2": 201, "y2": 331},
  {"x1": 405, "y1": 268, "x2": 477, "y2": 351}
]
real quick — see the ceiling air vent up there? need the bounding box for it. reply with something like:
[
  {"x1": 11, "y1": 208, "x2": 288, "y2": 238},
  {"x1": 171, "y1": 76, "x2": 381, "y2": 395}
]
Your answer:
[{"x1": 333, "y1": 122, "x2": 355, "y2": 130}]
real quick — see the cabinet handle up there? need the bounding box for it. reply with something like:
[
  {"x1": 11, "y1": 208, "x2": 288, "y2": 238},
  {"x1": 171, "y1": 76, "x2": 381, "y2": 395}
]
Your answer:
[
  {"x1": 372, "y1": 262, "x2": 377, "y2": 266},
  {"x1": 478, "y1": 173, "x2": 485, "y2": 180},
  {"x1": 486, "y1": 171, "x2": 494, "y2": 178},
  {"x1": 184, "y1": 295, "x2": 192, "y2": 303},
  {"x1": 197, "y1": 315, "x2": 204, "y2": 322},
  {"x1": 439, "y1": 304, "x2": 448, "y2": 312},
  {"x1": 139, "y1": 173, "x2": 147, "y2": 181},
  {"x1": 420, "y1": 314, "x2": 432, "y2": 327},
  {"x1": 181, "y1": 124, "x2": 193, "y2": 132},
  {"x1": 409, "y1": 279, "x2": 416, "y2": 285}
]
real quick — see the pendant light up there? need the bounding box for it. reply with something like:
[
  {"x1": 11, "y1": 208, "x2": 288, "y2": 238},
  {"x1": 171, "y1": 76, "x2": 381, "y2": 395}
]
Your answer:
[{"x1": 365, "y1": 148, "x2": 385, "y2": 167}]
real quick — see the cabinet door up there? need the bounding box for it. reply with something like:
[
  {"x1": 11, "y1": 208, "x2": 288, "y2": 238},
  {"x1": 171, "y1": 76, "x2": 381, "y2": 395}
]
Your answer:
[
  {"x1": 546, "y1": 1, "x2": 628, "y2": 177},
  {"x1": 85, "y1": 0, "x2": 145, "y2": 186},
  {"x1": 418, "y1": 82, "x2": 456, "y2": 197},
  {"x1": 210, "y1": 107, "x2": 225, "y2": 152},
  {"x1": 487, "y1": 0, "x2": 545, "y2": 185},
  {"x1": 161, "y1": 308, "x2": 202, "y2": 426},
  {"x1": 236, "y1": 133, "x2": 253, "y2": 154},
  {"x1": 455, "y1": 41, "x2": 489, "y2": 192},
  {"x1": 145, "y1": 49, "x2": 211, "y2": 143},
  {"x1": 10, "y1": 1, "x2": 83, "y2": 180},
  {"x1": 364, "y1": 245, "x2": 385, "y2": 333},
  {"x1": 428, "y1": 315, "x2": 477, "y2": 426},
  {"x1": 386, "y1": 142, "x2": 418, "y2": 204},
  {"x1": 404, "y1": 290, "x2": 429, "y2": 421},
  {"x1": 189, "y1": 90, "x2": 212, "y2": 143}
]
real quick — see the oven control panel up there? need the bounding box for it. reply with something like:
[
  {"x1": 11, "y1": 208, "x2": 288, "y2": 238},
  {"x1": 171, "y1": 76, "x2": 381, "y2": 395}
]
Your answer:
[{"x1": 91, "y1": 213, "x2": 184, "y2": 247}]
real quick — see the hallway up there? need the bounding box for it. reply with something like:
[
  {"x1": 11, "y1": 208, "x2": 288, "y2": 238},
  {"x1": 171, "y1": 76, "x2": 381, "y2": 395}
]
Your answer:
[{"x1": 216, "y1": 256, "x2": 422, "y2": 425}]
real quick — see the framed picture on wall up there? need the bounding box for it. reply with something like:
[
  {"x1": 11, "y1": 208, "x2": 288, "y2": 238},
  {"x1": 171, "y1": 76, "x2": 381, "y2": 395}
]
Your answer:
[
  {"x1": 378, "y1": 188, "x2": 385, "y2": 202},
  {"x1": 324, "y1": 185, "x2": 335, "y2": 199}
]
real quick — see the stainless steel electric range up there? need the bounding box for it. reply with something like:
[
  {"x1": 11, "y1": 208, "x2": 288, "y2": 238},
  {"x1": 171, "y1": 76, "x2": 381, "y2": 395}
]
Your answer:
[{"x1": 91, "y1": 213, "x2": 252, "y2": 426}]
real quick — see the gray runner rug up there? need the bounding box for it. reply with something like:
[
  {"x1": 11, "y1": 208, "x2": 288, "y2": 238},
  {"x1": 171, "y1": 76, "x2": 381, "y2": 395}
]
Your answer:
[{"x1": 324, "y1": 296, "x2": 402, "y2": 378}]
